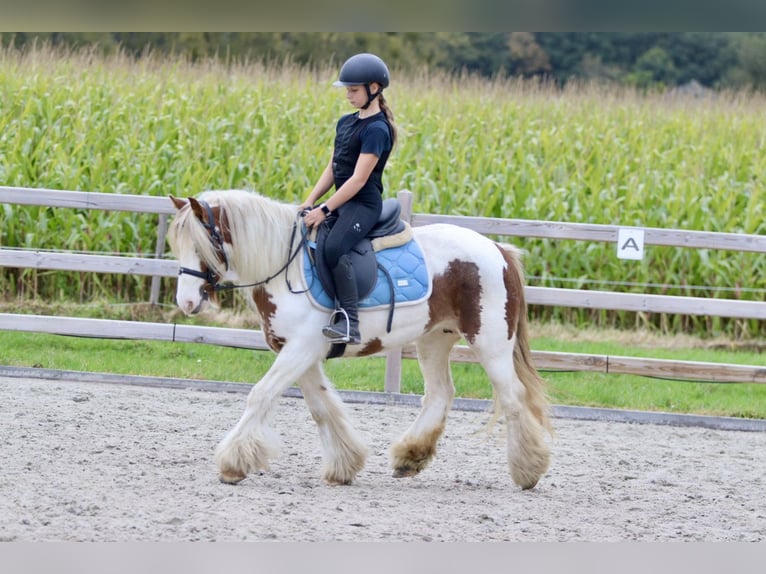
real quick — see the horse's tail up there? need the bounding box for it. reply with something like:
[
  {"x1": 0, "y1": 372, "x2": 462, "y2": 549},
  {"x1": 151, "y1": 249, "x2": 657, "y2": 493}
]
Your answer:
[{"x1": 497, "y1": 243, "x2": 553, "y2": 434}]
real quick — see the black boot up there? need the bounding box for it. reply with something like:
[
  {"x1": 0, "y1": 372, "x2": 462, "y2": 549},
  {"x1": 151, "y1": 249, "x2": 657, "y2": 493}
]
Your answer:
[{"x1": 322, "y1": 254, "x2": 361, "y2": 344}]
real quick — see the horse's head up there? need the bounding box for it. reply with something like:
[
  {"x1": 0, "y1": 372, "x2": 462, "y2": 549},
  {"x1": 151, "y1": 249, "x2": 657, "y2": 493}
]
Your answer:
[
  {"x1": 168, "y1": 189, "x2": 305, "y2": 317},
  {"x1": 168, "y1": 194, "x2": 232, "y2": 315}
]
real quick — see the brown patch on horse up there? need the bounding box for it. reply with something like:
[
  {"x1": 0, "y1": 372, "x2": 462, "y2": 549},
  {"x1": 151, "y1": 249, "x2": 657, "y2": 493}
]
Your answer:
[
  {"x1": 426, "y1": 260, "x2": 482, "y2": 344},
  {"x1": 205, "y1": 205, "x2": 232, "y2": 244},
  {"x1": 199, "y1": 261, "x2": 219, "y2": 307},
  {"x1": 251, "y1": 287, "x2": 285, "y2": 352},
  {"x1": 495, "y1": 243, "x2": 523, "y2": 340},
  {"x1": 357, "y1": 338, "x2": 383, "y2": 357},
  {"x1": 390, "y1": 423, "x2": 446, "y2": 477},
  {"x1": 217, "y1": 207, "x2": 231, "y2": 243}
]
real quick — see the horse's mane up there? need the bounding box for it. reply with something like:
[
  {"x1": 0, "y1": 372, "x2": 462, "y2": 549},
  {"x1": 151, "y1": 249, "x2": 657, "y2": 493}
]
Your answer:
[{"x1": 168, "y1": 190, "x2": 299, "y2": 286}]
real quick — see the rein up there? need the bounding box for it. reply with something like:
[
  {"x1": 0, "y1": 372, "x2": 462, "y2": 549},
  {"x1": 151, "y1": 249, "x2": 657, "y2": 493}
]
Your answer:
[{"x1": 178, "y1": 200, "x2": 309, "y2": 297}]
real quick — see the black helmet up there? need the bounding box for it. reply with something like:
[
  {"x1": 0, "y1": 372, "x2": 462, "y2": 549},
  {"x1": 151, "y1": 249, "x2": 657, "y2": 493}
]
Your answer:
[{"x1": 333, "y1": 53, "x2": 390, "y2": 89}]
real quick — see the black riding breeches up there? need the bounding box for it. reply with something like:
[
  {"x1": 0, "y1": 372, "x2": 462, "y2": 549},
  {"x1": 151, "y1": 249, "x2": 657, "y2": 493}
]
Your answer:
[{"x1": 323, "y1": 199, "x2": 381, "y2": 270}]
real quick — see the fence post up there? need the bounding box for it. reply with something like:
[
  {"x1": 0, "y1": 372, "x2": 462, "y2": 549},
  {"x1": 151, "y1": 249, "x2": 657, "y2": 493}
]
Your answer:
[
  {"x1": 383, "y1": 190, "x2": 414, "y2": 394},
  {"x1": 150, "y1": 214, "x2": 169, "y2": 306},
  {"x1": 397, "y1": 189, "x2": 413, "y2": 222}
]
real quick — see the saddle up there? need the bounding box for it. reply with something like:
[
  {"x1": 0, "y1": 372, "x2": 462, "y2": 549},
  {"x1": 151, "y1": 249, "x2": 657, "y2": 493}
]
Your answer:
[
  {"x1": 310, "y1": 198, "x2": 409, "y2": 302},
  {"x1": 305, "y1": 198, "x2": 417, "y2": 358}
]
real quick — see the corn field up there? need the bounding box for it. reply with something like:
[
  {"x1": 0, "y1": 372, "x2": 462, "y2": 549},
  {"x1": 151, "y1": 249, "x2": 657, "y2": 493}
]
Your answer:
[{"x1": 1, "y1": 45, "x2": 764, "y2": 337}]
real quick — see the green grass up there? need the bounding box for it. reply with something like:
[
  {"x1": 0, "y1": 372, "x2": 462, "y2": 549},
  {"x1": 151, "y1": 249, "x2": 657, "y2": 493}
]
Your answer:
[
  {"x1": 1, "y1": 324, "x2": 763, "y2": 419},
  {"x1": 531, "y1": 326, "x2": 766, "y2": 418}
]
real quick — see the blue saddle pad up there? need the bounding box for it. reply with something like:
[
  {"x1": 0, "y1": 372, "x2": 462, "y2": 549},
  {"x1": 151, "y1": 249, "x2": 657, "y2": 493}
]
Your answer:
[{"x1": 303, "y1": 238, "x2": 431, "y2": 310}]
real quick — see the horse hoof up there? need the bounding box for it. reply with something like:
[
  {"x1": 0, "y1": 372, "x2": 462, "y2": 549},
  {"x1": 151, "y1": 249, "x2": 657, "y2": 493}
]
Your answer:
[
  {"x1": 392, "y1": 466, "x2": 419, "y2": 478},
  {"x1": 219, "y1": 470, "x2": 246, "y2": 485},
  {"x1": 325, "y1": 477, "x2": 353, "y2": 486}
]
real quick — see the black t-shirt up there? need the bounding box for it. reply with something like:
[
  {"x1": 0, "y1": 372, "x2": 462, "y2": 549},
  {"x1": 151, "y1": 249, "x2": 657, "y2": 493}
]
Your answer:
[{"x1": 332, "y1": 111, "x2": 393, "y2": 203}]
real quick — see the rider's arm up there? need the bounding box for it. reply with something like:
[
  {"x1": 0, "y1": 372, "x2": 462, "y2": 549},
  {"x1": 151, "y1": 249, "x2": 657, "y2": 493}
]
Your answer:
[{"x1": 301, "y1": 156, "x2": 335, "y2": 209}]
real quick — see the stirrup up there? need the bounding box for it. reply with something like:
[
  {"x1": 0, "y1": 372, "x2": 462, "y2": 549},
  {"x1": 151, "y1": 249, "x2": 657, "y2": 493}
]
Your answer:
[{"x1": 322, "y1": 308, "x2": 360, "y2": 344}]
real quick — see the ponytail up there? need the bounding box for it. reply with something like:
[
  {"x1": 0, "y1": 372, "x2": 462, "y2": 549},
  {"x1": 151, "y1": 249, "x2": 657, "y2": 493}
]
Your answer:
[{"x1": 378, "y1": 93, "x2": 398, "y2": 148}]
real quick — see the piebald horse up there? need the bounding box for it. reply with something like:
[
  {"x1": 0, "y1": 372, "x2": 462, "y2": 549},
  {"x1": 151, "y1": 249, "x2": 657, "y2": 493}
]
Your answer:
[{"x1": 168, "y1": 190, "x2": 552, "y2": 489}]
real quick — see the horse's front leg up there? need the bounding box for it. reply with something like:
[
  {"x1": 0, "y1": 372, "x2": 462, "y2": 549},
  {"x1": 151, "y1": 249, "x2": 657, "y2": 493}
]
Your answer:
[
  {"x1": 214, "y1": 344, "x2": 317, "y2": 484},
  {"x1": 296, "y1": 363, "x2": 368, "y2": 485}
]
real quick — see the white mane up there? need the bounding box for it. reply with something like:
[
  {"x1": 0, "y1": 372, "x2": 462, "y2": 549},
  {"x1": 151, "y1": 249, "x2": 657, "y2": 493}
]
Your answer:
[{"x1": 169, "y1": 190, "x2": 302, "y2": 289}]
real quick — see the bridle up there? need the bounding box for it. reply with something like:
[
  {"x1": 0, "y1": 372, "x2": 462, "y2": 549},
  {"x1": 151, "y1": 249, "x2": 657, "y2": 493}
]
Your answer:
[
  {"x1": 177, "y1": 200, "x2": 228, "y2": 296},
  {"x1": 177, "y1": 199, "x2": 308, "y2": 300}
]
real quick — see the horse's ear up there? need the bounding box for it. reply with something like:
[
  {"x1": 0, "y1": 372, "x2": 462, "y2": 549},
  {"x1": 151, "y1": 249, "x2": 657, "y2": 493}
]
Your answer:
[
  {"x1": 187, "y1": 197, "x2": 206, "y2": 221},
  {"x1": 169, "y1": 195, "x2": 188, "y2": 210}
]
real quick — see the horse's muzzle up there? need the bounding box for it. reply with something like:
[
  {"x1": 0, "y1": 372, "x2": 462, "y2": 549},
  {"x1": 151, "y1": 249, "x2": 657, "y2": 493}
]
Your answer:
[{"x1": 178, "y1": 290, "x2": 208, "y2": 316}]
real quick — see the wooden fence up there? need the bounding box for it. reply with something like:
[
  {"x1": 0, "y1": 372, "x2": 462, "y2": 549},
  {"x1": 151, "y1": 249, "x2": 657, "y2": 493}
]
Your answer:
[{"x1": 1, "y1": 185, "x2": 765, "y2": 390}]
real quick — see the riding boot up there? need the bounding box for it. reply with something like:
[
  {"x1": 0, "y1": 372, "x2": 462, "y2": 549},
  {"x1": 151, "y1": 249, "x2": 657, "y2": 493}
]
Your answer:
[{"x1": 322, "y1": 254, "x2": 361, "y2": 344}]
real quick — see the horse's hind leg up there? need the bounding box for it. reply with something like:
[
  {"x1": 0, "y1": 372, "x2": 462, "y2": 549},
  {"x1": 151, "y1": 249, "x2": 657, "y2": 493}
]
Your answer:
[
  {"x1": 390, "y1": 329, "x2": 460, "y2": 478},
  {"x1": 296, "y1": 363, "x2": 368, "y2": 485},
  {"x1": 473, "y1": 336, "x2": 551, "y2": 489}
]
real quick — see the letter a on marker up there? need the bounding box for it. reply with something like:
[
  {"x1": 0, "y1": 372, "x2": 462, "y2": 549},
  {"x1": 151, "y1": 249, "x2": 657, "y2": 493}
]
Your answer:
[{"x1": 616, "y1": 229, "x2": 645, "y2": 260}]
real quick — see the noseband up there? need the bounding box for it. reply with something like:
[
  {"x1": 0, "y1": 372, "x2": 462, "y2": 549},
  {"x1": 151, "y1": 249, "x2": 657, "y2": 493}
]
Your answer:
[{"x1": 177, "y1": 199, "x2": 308, "y2": 298}]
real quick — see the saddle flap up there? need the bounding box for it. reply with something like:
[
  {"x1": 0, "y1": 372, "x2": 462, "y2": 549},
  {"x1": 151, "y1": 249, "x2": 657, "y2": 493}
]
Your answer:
[
  {"x1": 312, "y1": 223, "x2": 377, "y2": 302},
  {"x1": 303, "y1": 231, "x2": 430, "y2": 311}
]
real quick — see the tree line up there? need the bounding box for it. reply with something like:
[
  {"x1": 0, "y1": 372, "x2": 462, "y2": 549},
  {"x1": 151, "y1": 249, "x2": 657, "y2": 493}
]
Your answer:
[{"x1": 3, "y1": 32, "x2": 766, "y2": 90}]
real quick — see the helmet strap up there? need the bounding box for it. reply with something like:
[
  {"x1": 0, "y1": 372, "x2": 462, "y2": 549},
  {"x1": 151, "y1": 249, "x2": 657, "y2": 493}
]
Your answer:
[{"x1": 361, "y1": 85, "x2": 381, "y2": 110}]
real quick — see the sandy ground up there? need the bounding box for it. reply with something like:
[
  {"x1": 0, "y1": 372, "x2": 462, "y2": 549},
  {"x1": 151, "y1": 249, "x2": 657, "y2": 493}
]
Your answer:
[{"x1": 1, "y1": 375, "x2": 764, "y2": 542}]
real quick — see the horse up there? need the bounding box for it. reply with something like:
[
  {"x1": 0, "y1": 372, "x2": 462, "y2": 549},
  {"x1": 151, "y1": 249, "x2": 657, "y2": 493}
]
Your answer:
[{"x1": 167, "y1": 189, "x2": 552, "y2": 489}]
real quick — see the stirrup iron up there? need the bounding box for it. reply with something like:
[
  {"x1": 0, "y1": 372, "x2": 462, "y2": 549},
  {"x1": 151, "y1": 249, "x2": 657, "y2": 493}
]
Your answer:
[{"x1": 322, "y1": 308, "x2": 356, "y2": 343}]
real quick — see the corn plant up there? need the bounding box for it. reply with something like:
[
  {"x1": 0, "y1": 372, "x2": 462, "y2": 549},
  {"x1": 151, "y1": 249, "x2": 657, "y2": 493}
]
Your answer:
[{"x1": 0, "y1": 45, "x2": 763, "y2": 337}]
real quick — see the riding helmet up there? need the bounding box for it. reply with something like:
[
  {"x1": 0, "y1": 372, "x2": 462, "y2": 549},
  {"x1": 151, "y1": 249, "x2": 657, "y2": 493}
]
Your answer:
[{"x1": 333, "y1": 53, "x2": 390, "y2": 88}]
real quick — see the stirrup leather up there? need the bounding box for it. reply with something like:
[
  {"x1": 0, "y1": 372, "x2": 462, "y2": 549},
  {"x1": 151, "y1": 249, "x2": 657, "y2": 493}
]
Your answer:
[{"x1": 322, "y1": 308, "x2": 359, "y2": 343}]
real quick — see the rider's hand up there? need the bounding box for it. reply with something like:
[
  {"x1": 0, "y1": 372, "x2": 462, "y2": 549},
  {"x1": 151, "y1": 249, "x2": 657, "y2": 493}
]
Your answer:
[{"x1": 302, "y1": 205, "x2": 326, "y2": 228}]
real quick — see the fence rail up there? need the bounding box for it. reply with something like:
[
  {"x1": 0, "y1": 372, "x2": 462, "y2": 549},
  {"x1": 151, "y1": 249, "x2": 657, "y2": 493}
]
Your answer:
[
  {"x1": 3, "y1": 247, "x2": 764, "y2": 319},
  {"x1": 0, "y1": 249, "x2": 178, "y2": 277},
  {"x1": 410, "y1": 213, "x2": 766, "y2": 253},
  {"x1": 0, "y1": 186, "x2": 174, "y2": 214},
  {"x1": 1, "y1": 185, "x2": 764, "y2": 389}
]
